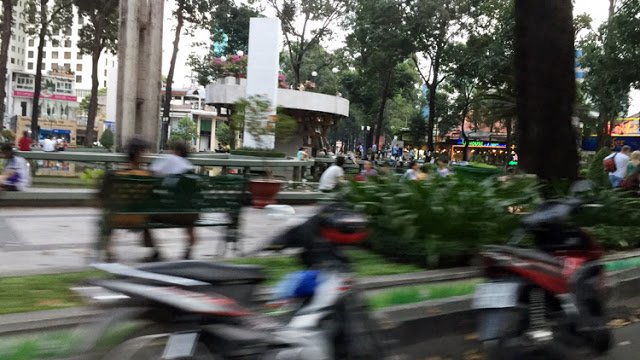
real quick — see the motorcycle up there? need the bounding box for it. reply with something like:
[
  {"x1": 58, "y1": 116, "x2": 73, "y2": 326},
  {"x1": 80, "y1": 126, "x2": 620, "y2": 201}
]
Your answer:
[
  {"x1": 73, "y1": 204, "x2": 388, "y2": 360},
  {"x1": 473, "y1": 181, "x2": 612, "y2": 359}
]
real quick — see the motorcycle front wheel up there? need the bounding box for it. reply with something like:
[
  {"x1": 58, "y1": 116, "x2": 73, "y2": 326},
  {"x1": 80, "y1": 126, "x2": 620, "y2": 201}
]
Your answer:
[{"x1": 100, "y1": 333, "x2": 221, "y2": 360}]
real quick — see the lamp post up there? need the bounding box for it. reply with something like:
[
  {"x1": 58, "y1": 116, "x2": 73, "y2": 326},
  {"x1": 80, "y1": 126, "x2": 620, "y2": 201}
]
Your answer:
[{"x1": 360, "y1": 125, "x2": 371, "y2": 159}]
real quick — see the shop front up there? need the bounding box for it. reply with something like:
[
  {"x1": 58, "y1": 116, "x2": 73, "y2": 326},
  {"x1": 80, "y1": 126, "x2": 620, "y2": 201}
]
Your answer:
[{"x1": 451, "y1": 139, "x2": 515, "y2": 165}]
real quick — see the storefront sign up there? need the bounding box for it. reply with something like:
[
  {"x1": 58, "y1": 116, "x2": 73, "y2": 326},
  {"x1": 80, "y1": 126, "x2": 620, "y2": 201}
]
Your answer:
[
  {"x1": 13, "y1": 90, "x2": 77, "y2": 102},
  {"x1": 457, "y1": 139, "x2": 506, "y2": 147}
]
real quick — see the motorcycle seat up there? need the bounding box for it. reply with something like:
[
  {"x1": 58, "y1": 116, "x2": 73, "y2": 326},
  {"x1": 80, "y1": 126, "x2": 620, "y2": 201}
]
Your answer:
[
  {"x1": 137, "y1": 261, "x2": 267, "y2": 285},
  {"x1": 485, "y1": 245, "x2": 563, "y2": 267}
]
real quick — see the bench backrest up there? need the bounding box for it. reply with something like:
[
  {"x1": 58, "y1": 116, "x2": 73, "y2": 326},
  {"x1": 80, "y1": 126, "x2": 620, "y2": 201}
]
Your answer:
[{"x1": 100, "y1": 173, "x2": 160, "y2": 212}]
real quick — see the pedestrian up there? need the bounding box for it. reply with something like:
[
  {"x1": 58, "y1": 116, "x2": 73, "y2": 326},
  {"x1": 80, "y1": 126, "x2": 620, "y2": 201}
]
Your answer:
[
  {"x1": 409, "y1": 147, "x2": 415, "y2": 161},
  {"x1": 17, "y1": 131, "x2": 32, "y2": 151},
  {"x1": 627, "y1": 150, "x2": 640, "y2": 175},
  {"x1": 318, "y1": 156, "x2": 345, "y2": 192},
  {"x1": 605, "y1": 145, "x2": 631, "y2": 188},
  {"x1": 391, "y1": 144, "x2": 398, "y2": 160},
  {"x1": 403, "y1": 160, "x2": 421, "y2": 181},
  {"x1": 398, "y1": 146, "x2": 404, "y2": 161},
  {"x1": 148, "y1": 140, "x2": 197, "y2": 260},
  {"x1": 371, "y1": 143, "x2": 377, "y2": 161},
  {"x1": 0, "y1": 143, "x2": 31, "y2": 191},
  {"x1": 360, "y1": 160, "x2": 378, "y2": 178},
  {"x1": 42, "y1": 135, "x2": 56, "y2": 152},
  {"x1": 436, "y1": 158, "x2": 451, "y2": 177},
  {"x1": 297, "y1": 147, "x2": 310, "y2": 160}
]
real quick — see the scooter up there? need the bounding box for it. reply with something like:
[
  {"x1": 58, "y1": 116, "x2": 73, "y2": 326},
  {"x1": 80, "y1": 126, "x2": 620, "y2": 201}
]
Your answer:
[
  {"x1": 73, "y1": 204, "x2": 388, "y2": 360},
  {"x1": 473, "y1": 182, "x2": 611, "y2": 359}
]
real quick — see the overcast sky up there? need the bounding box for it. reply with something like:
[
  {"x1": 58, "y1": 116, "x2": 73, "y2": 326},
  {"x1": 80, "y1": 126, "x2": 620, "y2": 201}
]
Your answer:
[{"x1": 165, "y1": 0, "x2": 640, "y2": 115}]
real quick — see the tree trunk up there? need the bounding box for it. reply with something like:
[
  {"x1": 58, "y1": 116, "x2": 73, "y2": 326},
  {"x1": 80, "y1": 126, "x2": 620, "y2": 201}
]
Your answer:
[
  {"x1": 374, "y1": 70, "x2": 392, "y2": 152},
  {"x1": 31, "y1": 0, "x2": 48, "y2": 141},
  {"x1": 426, "y1": 82, "x2": 438, "y2": 152},
  {"x1": 514, "y1": 0, "x2": 578, "y2": 180},
  {"x1": 84, "y1": 48, "x2": 102, "y2": 147},
  {"x1": 161, "y1": 6, "x2": 184, "y2": 149},
  {"x1": 0, "y1": 0, "x2": 12, "y2": 130},
  {"x1": 461, "y1": 117, "x2": 469, "y2": 161}
]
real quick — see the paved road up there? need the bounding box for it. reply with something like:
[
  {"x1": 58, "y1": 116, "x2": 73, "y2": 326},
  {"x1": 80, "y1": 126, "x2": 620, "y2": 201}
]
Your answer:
[
  {"x1": 0, "y1": 206, "x2": 318, "y2": 276},
  {"x1": 402, "y1": 322, "x2": 640, "y2": 359}
]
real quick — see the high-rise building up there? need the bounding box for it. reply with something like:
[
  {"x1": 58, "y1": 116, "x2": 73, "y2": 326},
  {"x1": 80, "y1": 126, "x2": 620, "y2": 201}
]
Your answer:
[
  {"x1": 23, "y1": 6, "x2": 116, "y2": 101},
  {"x1": 2, "y1": 0, "x2": 28, "y2": 73}
]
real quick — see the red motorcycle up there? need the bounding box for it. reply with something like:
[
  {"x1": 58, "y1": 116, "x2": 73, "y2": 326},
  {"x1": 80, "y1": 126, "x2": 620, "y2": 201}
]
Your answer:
[{"x1": 473, "y1": 184, "x2": 611, "y2": 359}]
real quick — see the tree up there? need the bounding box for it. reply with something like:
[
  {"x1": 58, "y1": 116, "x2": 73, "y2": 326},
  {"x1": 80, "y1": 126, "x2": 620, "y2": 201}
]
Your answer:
[
  {"x1": 24, "y1": 0, "x2": 73, "y2": 140},
  {"x1": 170, "y1": 116, "x2": 198, "y2": 143},
  {"x1": 162, "y1": 0, "x2": 220, "y2": 149},
  {"x1": 514, "y1": 0, "x2": 579, "y2": 180},
  {"x1": 74, "y1": 0, "x2": 118, "y2": 147},
  {"x1": 267, "y1": 0, "x2": 351, "y2": 89},
  {"x1": 408, "y1": 0, "x2": 472, "y2": 152},
  {"x1": 346, "y1": 0, "x2": 415, "y2": 151},
  {"x1": 0, "y1": 0, "x2": 13, "y2": 130},
  {"x1": 211, "y1": 2, "x2": 260, "y2": 56},
  {"x1": 216, "y1": 122, "x2": 233, "y2": 146},
  {"x1": 99, "y1": 127, "x2": 114, "y2": 150}
]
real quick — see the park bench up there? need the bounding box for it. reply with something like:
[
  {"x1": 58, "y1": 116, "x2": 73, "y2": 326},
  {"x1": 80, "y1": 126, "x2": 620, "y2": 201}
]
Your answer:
[{"x1": 97, "y1": 172, "x2": 249, "y2": 258}]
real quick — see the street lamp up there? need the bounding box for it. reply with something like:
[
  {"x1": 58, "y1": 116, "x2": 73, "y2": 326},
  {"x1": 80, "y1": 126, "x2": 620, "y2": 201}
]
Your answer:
[
  {"x1": 311, "y1": 71, "x2": 318, "y2": 77},
  {"x1": 236, "y1": 50, "x2": 244, "y2": 56}
]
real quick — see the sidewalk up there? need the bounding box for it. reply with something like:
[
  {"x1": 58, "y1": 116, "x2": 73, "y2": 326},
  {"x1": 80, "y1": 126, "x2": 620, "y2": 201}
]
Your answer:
[{"x1": 0, "y1": 206, "x2": 318, "y2": 276}]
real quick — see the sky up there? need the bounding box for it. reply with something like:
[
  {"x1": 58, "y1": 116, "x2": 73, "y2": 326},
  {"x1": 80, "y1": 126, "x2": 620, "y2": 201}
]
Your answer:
[{"x1": 164, "y1": 0, "x2": 640, "y2": 115}]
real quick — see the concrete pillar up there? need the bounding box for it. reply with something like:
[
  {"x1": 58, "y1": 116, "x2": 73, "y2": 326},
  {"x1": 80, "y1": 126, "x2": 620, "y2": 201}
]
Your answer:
[
  {"x1": 115, "y1": 0, "x2": 164, "y2": 152},
  {"x1": 243, "y1": 18, "x2": 281, "y2": 149}
]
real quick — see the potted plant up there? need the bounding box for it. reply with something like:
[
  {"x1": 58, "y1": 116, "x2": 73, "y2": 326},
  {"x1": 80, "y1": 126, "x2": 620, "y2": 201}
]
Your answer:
[{"x1": 231, "y1": 95, "x2": 297, "y2": 208}]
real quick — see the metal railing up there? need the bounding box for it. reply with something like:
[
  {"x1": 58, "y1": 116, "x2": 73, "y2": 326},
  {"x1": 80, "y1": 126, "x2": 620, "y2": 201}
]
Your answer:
[{"x1": 17, "y1": 151, "x2": 313, "y2": 183}]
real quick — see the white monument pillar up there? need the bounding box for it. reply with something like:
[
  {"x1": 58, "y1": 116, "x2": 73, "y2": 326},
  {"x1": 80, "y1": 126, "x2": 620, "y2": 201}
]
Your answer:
[
  {"x1": 115, "y1": 0, "x2": 164, "y2": 151},
  {"x1": 243, "y1": 18, "x2": 281, "y2": 149}
]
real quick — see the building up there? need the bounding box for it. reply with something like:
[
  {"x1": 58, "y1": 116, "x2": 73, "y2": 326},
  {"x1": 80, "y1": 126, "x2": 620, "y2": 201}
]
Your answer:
[
  {"x1": 162, "y1": 87, "x2": 218, "y2": 152},
  {"x1": 24, "y1": 7, "x2": 116, "y2": 100},
  {"x1": 6, "y1": 70, "x2": 102, "y2": 145},
  {"x1": 3, "y1": 0, "x2": 28, "y2": 72}
]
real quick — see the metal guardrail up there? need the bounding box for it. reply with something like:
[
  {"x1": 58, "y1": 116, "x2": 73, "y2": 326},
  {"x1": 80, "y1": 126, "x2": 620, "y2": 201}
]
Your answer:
[{"x1": 17, "y1": 151, "x2": 313, "y2": 181}]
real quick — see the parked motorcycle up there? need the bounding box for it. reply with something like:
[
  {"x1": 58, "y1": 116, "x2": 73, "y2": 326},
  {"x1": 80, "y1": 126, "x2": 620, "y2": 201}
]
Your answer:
[
  {"x1": 73, "y1": 204, "x2": 387, "y2": 360},
  {"x1": 473, "y1": 181, "x2": 611, "y2": 359}
]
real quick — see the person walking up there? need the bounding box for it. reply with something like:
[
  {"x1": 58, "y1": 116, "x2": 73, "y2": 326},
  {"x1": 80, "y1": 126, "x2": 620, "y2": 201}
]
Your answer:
[
  {"x1": 0, "y1": 143, "x2": 31, "y2": 191},
  {"x1": 42, "y1": 135, "x2": 56, "y2": 152},
  {"x1": 17, "y1": 131, "x2": 32, "y2": 151},
  {"x1": 627, "y1": 150, "x2": 640, "y2": 175},
  {"x1": 606, "y1": 145, "x2": 631, "y2": 188},
  {"x1": 360, "y1": 161, "x2": 378, "y2": 178},
  {"x1": 403, "y1": 160, "x2": 421, "y2": 181},
  {"x1": 371, "y1": 143, "x2": 377, "y2": 161},
  {"x1": 319, "y1": 156, "x2": 345, "y2": 192}
]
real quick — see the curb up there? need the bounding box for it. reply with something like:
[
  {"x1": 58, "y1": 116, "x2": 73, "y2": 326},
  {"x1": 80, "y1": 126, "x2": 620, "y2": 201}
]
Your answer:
[{"x1": 3, "y1": 266, "x2": 640, "y2": 340}]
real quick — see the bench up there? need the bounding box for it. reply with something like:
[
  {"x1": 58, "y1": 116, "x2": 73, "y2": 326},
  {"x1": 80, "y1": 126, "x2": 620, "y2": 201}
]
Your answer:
[{"x1": 97, "y1": 173, "x2": 249, "y2": 259}]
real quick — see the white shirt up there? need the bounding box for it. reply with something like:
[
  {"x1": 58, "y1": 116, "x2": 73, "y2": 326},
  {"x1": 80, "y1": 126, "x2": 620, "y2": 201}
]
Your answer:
[
  {"x1": 42, "y1": 138, "x2": 56, "y2": 152},
  {"x1": 404, "y1": 169, "x2": 418, "y2": 180},
  {"x1": 3, "y1": 156, "x2": 31, "y2": 191},
  {"x1": 149, "y1": 154, "x2": 193, "y2": 176},
  {"x1": 318, "y1": 165, "x2": 344, "y2": 191},
  {"x1": 437, "y1": 167, "x2": 450, "y2": 177},
  {"x1": 606, "y1": 152, "x2": 630, "y2": 178}
]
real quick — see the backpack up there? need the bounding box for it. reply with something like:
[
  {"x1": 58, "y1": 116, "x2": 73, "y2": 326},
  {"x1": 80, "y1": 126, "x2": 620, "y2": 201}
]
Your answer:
[{"x1": 603, "y1": 153, "x2": 618, "y2": 173}]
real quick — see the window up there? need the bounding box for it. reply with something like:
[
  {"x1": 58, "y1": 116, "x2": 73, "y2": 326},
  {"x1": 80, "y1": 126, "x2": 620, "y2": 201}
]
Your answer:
[
  {"x1": 79, "y1": 16, "x2": 84, "y2": 25},
  {"x1": 76, "y1": 64, "x2": 82, "y2": 72},
  {"x1": 64, "y1": 39, "x2": 71, "y2": 48},
  {"x1": 20, "y1": 102, "x2": 27, "y2": 117},
  {"x1": 52, "y1": 39, "x2": 59, "y2": 47},
  {"x1": 104, "y1": 69, "x2": 107, "y2": 76},
  {"x1": 10, "y1": 58, "x2": 14, "y2": 64},
  {"x1": 76, "y1": 75, "x2": 82, "y2": 83},
  {"x1": 51, "y1": 63, "x2": 59, "y2": 71},
  {"x1": 77, "y1": 53, "x2": 83, "y2": 60},
  {"x1": 28, "y1": 51, "x2": 33, "y2": 58},
  {"x1": 63, "y1": 63, "x2": 70, "y2": 71},
  {"x1": 42, "y1": 51, "x2": 46, "y2": 59},
  {"x1": 11, "y1": 34, "x2": 15, "y2": 40},
  {"x1": 63, "y1": 27, "x2": 71, "y2": 36},
  {"x1": 52, "y1": 51, "x2": 58, "y2": 59},
  {"x1": 28, "y1": 39, "x2": 34, "y2": 47},
  {"x1": 10, "y1": 45, "x2": 15, "y2": 52},
  {"x1": 104, "y1": 80, "x2": 107, "y2": 87},
  {"x1": 64, "y1": 52, "x2": 71, "y2": 59}
]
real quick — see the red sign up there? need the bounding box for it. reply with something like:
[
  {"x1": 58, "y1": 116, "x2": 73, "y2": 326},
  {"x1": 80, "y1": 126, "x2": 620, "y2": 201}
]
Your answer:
[{"x1": 13, "y1": 90, "x2": 77, "y2": 102}]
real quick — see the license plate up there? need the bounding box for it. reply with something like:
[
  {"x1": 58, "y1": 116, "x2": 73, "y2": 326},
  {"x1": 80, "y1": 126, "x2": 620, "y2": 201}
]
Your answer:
[
  {"x1": 162, "y1": 332, "x2": 198, "y2": 359},
  {"x1": 472, "y1": 282, "x2": 519, "y2": 309}
]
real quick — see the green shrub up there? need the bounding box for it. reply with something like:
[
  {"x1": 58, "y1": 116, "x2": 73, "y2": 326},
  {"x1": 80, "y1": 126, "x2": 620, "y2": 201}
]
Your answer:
[
  {"x1": 343, "y1": 175, "x2": 541, "y2": 268},
  {"x1": 230, "y1": 148, "x2": 286, "y2": 158},
  {"x1": 80, "y1": 168, "x2": 105, "y2": 186},
  {"x1": 587, "y1": 147, "x2": 611, "y2": 189},
  {"x1": 99, "y1": 128, "x2": 114, "y2": 150}
]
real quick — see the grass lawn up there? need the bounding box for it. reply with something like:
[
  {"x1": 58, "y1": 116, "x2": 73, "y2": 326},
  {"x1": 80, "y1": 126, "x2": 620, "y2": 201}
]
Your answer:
[
  {"x1": 0, "y1": 331, "x2": 78, "y2": 360},
  {"x1": 368, "y1": 279, "x2": 483, "y2": 310}
]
